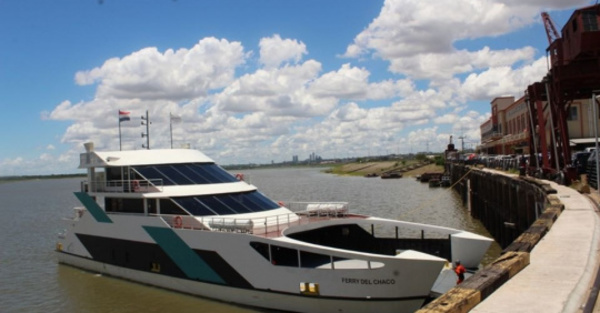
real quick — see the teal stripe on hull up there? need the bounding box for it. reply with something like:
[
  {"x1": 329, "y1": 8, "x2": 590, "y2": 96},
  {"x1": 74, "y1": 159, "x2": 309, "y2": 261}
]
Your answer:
[
  {"x1": 143, "y1": 226, "x2": 225, "y2": 284},
  {"x1": 74, "y1": 192, "x2": 112, "y2": 223}
]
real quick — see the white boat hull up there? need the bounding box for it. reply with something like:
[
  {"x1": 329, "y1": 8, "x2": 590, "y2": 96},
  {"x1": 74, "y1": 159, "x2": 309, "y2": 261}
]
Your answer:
[{"x1": 58, "y1": 252, "x2": 426, "y2": 313}]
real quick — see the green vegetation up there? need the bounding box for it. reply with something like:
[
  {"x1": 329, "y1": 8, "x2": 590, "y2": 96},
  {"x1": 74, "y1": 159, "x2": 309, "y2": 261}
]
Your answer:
[{"x1": 434, "y1": 155, "x2": 445, "y2": 166}]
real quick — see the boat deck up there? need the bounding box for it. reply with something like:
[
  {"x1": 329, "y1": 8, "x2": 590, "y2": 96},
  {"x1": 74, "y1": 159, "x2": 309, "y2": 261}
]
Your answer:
[
  {"x1": 166, "y1": 210, "x2": 365, "y2": 238},
  {"x1": 257, "y1": 212, "x2": 366, "y2": 238}
]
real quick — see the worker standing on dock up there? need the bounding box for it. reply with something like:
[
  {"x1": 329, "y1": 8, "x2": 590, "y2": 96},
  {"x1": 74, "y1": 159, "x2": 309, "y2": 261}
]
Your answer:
[
  {"x1": 454, "y1": 260, "x2": 466, "y2": 284},
  {"x1": 519, "y1": 155, "x2": 526, "y2": 176}
]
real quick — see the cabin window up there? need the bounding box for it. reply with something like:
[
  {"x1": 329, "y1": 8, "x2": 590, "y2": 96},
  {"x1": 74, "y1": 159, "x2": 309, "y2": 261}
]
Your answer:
[
  {"x1": 300, "y1": 251, "x2": 332, "y2": 268},
  {"x1": 250, "y1": 242, "x2": 270, "y2": 261},
  {"x1": 270, "y1": 245, "x2": 299, "y2": 267},
  {"x1": 193, "y1": 195, "x2": 237, "y2": 215},
  {"x1": 147, "y1": 199, "x2": 157, "y2": 214},
  {"x1": 159, "y1": 199, "x2": 188, "y2": 215},
  {"x1": 572, "y1": 18, "x2": 578, "y2": 32},
  {"x1": 250, "y1": 242, "x2": 346, "y2": 269},
  {"x1": 172, "y1": 197, "x2": 216, "y2": 215},
  {"x1": 133, "y1": 163, "x2": 238, "y2": 186},
  {"x1": 106, "y1": 167, "x2": 123, "y2": 181},
  {"x1": 172, "y1": 191, "x2": 280, "y2": 216},
  {"x1": 105, "y1": 197, "x2": 144, "y2": 213}
]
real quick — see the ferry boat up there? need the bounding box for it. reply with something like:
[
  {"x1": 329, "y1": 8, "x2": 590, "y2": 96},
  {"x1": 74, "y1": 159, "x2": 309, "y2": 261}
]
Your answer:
[{"x1": 56, "y1": 142, "x2": 493, "y2": 313}]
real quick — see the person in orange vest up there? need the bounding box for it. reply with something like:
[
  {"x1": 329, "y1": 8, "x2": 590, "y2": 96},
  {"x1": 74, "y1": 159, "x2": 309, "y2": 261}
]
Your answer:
[{"x1": 454, "y1": 260, "x2": 466, "y2": 284}]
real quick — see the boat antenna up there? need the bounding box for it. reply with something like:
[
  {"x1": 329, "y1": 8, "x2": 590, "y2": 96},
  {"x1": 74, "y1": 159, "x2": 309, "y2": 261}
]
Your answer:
[{"x1": 141, "y1": 110, "x2": 151, "y2": 150}]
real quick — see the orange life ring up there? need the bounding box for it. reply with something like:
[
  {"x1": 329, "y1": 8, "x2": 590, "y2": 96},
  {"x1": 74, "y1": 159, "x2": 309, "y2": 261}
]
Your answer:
[
  {"x1": 235, "y1": 173, "x2": 244, "y2": 181},
  {"x1": 173, "y1": 215, "x2": 183, "y2": 228}
]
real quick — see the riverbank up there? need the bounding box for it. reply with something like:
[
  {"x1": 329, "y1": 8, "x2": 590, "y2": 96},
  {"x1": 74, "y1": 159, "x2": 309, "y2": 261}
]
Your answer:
[
  {"x1": 0, "y1": 173, "x2": 84, "y2": 183},
  {"x1": 328, "y1": 161, "x2": 444, "y2": 177}
]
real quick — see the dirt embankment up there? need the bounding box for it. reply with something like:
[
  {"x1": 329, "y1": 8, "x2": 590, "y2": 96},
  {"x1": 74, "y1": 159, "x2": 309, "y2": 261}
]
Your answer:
[
  {"x1": 332, "y1": 161, "x2": 444, "y2": 177},
  {"x1": 402, "y1": 164, "x2": 444, "y2": 177}
]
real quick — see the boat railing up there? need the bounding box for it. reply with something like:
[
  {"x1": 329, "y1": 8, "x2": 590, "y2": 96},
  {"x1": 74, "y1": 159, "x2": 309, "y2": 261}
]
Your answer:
[
  {"x1": 81, "y1": 179, "x2": 164, "y2": 193},
  {"x1": 158, "y1": 214, "x2": 211, "y2": 230},
  {"x1": 159, "y1": 201, "x2": 350, "y2": 236}
]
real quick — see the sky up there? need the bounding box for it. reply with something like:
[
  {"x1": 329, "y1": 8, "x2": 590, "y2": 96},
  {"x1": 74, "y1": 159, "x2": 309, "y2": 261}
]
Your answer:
[{"x1": 0, "y1": 0, "x2": 594, "y2": 176}]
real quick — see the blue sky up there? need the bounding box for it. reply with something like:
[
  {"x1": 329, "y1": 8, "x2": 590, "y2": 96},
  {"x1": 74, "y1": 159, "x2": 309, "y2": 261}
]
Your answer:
[{"x1": 0, "y1": 0, "x2": 593, "y2": 175}]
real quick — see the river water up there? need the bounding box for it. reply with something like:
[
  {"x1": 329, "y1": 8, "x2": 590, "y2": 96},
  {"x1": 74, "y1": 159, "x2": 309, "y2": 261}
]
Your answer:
[{"x1": 0, "y1": 167, "x2": 500, "y2": 313}]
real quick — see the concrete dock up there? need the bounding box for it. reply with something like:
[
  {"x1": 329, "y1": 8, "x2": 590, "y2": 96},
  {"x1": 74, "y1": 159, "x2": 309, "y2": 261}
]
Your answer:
[{"x1": 471, "y1": 181, "x2": 600, "y2": 313}]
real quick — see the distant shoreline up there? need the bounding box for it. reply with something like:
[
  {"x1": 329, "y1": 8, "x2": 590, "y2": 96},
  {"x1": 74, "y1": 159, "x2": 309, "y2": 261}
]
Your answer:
[
  {"x1": 0, "y1": 173, "x2": 85, "y2": 183},
  {"x1": 328, "y1": 161, "x2": 444, "y2": 177}
]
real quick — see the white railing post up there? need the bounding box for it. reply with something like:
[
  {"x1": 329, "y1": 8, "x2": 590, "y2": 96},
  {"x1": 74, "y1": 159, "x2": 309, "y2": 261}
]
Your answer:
[{"x1": 264, "y1": 218, "x2": 267, "y2": 236}]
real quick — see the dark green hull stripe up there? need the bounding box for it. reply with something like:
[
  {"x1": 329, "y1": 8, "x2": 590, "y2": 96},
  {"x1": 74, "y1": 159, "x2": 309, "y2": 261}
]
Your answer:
[
  {"x1": 143, "y1": 226, "x2": 225, "y2": 284},
  {"x1": 74, "y1": 233, "x2": 252, "y2": 287},
  {"x1": 74, "y1": 192, "x2": 112, "y2": 223}
]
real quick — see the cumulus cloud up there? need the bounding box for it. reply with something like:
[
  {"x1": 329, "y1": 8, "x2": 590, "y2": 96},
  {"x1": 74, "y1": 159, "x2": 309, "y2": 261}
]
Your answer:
[
  {"x1": 342, "y1": 0, "x2": 586, "y2": 80},
  {"x1": 460, "y1": 56, "x2": 547, "y2": 100},
  {"x1": 214, "y1": 60, "x2": 331, "y2": 117},
  {"x1": 259, "y1": 34, "x2": 308, "y2": 68},
  {"x1": 74, "y1": 37, "x2": 246, "y2": 101},
  {"x1": 344, "y1": 0, "x2": 534, "y2": 59}
]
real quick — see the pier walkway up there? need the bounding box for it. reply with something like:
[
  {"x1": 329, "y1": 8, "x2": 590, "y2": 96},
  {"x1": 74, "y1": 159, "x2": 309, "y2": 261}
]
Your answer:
[{"x1": 471, "y1": 180, "x2": 600, "y2": 313}]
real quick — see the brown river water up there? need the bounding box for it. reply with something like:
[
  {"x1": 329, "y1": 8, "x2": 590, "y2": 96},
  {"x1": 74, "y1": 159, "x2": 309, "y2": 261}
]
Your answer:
[{"x1": 0, "y1": 167, "x2": 500, "y2": 313}]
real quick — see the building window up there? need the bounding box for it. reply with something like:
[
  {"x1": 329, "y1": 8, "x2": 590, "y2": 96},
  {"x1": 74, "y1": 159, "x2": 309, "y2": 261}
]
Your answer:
[
  {"x1": 518, "y1": 116, "x2": 523, "y2": 132},
  {"x1": 568, "y1": 106, "x2": 578, "y2": 121},
  {"x1": 582, "y1": 11, "x2": 599, "y2": 31}
]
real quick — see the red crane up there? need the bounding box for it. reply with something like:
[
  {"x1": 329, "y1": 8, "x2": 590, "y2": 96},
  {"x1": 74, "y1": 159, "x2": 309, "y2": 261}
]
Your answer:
[
  {"x1": 527, "y1": 6, "x2": 600, "y2": 184},
  {"x1": 541, "y1": 12, "x2": 560, "y2": 44}
]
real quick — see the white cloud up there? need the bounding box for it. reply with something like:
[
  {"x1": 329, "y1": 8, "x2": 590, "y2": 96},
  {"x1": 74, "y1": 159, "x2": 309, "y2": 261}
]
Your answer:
[
  {"x1": 460, "y1": 56, "x2": 547, "y2": 100},
  {"x1": 308, "y1": 63, "x2": 414, "y2": 101},
  {"x1": 214, "y1": 60, "x2": 333, "y2": 117},
  {"x1": 259, "y1": 34, "x2": 308, "y2": 68},
  {"x1": 74, "y1": 37, "x2": 246, "y2": 101},
  {"x1": 342, "y1": 0, "x2": 586, "y2": 80},
  {"x1": 434, "y1": 113, "x2": 459, "y2": 125},
  {"x1": 344, "y1": 0, "x2": 534, "y2": 59}
]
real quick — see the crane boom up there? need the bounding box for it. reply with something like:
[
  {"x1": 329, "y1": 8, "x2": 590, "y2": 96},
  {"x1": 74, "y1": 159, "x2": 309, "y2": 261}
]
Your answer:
[{"x1": 541, "y1": 12, "x2": 560, "y2": 45}]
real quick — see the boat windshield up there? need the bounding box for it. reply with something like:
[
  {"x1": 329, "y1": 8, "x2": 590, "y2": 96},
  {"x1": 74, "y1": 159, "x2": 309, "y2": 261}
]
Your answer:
[
  {"x1": 171, "y1": 191, "x2": 280, "y2": 216},
  {"x1": 134, "y1": 163, "x2": 238, "y2": 185}
]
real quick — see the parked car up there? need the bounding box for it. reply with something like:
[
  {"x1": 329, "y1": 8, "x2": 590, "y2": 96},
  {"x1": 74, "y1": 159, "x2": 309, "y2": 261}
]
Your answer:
[{"x1": 572, "y1": 151, "x2": 591, "y2": 175}]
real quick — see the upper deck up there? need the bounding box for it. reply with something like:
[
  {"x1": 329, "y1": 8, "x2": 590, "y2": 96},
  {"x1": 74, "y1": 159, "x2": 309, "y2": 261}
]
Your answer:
[{"x1": 80, "y1": 148, "x2": 214, "y2": 169}]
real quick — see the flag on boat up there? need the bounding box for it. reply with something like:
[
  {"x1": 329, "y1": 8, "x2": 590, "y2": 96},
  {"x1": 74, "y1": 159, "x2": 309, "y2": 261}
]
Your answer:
[
  {"x1": 119, "y1": 110, "x2": 131, "y2": 122},
  {"x1": 170, "y1": 113, "x2": 182, "y2": 123}
]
